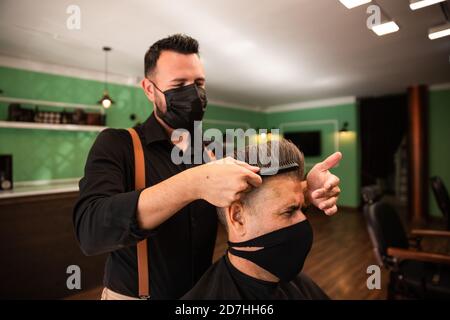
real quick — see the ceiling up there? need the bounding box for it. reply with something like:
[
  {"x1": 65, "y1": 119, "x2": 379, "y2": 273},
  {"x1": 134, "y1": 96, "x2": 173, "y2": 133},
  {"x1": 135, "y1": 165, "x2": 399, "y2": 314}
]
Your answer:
[{"x1": 0, "y1": 0, "x2": 449, "y2": 109}]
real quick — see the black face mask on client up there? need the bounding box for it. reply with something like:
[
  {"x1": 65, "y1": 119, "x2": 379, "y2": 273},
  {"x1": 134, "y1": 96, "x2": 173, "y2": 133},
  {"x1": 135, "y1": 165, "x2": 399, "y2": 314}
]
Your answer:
[
  {"x1": 228, "y1": 219, "x2": 313, "y2": 282},
  {"x1": 150, "y1": 81, "x2": 207, "y2": 131}
]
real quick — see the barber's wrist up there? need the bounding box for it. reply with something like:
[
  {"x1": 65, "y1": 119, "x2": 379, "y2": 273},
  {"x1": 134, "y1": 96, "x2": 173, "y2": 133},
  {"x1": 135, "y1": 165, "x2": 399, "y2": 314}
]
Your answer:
[{"x1": 182, "y1": 166, "x2": 202, "y2": 201}]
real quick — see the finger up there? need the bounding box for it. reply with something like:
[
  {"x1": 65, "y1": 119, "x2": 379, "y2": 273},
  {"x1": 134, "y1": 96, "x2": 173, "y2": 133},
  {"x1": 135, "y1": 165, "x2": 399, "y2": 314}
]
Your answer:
[
  {"x1": 221, "y1": 157, "x2": 236, "y2": 164},
  {"x1": 209, "y1": 157, "x2": 260, "y2": 173},
  {"x1": 324, "y1": 205, "x2": 338, "y2": 216},
  {"x1": 233, "y1": 158, "x2": 261, "y2": 173},
  {"x1": 312, "y1": 186, "x2": 341, "y2": 201},
  {"x1": 244, "y1": 170, "x2": 263, "y2": 188},
  {"x1": 330, "y1": 186, "x2": 341, "y2": 197},
  {"x1": 311, "y1": 187, "x2": 327, "y2": 199},
  {"x1": 324, "y1": 175, "x2": 340, "y2": 190},
  {"x1": 215, "y1": 156, "x2": 241, "y2": 165},
  {"x1": 236, "y1": 180, "x2": 254, "y2": 193},
  {"x1": 318, "y1": 197, "x2": 337, "y2": 211},
  {"x1": 206, "y1": 157, "x2": 228, "y2": 165},
  {"x1": 315, "y1": 152, "x2": 342, "y2": 171}
]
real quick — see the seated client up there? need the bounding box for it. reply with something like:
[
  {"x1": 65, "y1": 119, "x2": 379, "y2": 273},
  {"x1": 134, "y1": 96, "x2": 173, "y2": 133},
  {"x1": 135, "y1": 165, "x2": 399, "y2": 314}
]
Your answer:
[{"x1": 182, "y1": 138, "x2": 329, "y2": 300}]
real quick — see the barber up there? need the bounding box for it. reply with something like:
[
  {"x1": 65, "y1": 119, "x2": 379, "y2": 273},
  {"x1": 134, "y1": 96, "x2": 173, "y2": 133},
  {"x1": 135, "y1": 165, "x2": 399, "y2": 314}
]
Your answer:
[{"x1": 73, "y1": 34, "x2": 342, "y2": 300}]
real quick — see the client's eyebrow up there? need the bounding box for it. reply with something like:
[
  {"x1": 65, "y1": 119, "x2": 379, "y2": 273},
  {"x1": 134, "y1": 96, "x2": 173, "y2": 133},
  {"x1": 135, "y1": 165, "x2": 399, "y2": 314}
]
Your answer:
[{"x1": 281, "y1": 204, "x2": 301, "y2": 214}]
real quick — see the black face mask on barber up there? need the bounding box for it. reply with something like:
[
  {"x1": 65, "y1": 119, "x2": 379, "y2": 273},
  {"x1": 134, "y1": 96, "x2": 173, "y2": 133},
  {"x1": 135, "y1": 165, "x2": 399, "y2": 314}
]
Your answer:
[
  {"x1": 151, "y1": 81, "x2": 208, "y2": 131},
  {"x1": 228, "y1": 219, "x2": 313, "y2": 282}
]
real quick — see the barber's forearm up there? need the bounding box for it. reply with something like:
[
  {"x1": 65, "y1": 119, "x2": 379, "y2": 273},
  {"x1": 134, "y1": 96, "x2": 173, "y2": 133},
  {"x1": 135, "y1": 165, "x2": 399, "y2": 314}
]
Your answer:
[{"x1": 136, "y1": 168, "x2": 199, "y2": 230}]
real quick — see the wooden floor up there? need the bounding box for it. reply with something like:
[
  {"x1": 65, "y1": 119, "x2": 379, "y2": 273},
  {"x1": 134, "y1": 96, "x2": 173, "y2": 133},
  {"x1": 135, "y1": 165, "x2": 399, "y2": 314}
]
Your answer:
[
  {"x1": 301, "y1": 209, "x2": 390, "y2": 299},
  {"x1": 69, "y1": 207, "x2": 450, "y2": 300}
]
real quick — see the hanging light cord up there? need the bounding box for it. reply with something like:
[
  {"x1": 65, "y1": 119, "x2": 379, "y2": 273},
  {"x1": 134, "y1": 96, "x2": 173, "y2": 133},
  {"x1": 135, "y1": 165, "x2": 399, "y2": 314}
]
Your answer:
[{"x1": 104, "y1": 48, "x2": 108, "y2": 92}]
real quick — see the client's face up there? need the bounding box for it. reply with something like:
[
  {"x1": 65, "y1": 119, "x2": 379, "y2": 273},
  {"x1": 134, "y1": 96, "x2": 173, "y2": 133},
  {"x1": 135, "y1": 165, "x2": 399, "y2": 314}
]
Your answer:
[
  {"x1": 232, "y1": 175, "x2": 307, "y2": 242},
  {"x1": 226, "y1": 171, "x2": 313, "y2": 282}
]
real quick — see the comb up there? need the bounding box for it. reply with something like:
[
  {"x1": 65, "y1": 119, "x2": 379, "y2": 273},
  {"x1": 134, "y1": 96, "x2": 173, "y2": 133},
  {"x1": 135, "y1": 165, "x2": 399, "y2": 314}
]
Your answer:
[{"x1": 259, "y1": 162, "x2": 299, "y2": 176}]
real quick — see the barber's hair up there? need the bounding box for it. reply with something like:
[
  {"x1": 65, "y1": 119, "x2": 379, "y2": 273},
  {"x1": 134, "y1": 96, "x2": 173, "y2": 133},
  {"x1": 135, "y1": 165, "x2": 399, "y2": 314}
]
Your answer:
[
  {"x1": 216, "y1": 138, "x2": 305, "y2": 229},
  {"x1": 144, "y1": 34, "x2": 199, "y2": 77}
]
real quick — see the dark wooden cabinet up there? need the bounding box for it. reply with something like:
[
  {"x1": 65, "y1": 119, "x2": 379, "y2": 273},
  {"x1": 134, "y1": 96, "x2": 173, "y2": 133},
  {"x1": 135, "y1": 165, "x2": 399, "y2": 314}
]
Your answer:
[{"x1": 0, "y1": 192, "x2": 106, "y2": 299}]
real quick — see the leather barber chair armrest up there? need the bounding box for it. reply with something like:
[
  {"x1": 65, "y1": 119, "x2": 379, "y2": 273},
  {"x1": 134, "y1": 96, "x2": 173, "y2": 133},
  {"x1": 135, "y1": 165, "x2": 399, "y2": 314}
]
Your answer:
[{"x1": 387, "y1": 247, "x2": 450, "y2": 265}]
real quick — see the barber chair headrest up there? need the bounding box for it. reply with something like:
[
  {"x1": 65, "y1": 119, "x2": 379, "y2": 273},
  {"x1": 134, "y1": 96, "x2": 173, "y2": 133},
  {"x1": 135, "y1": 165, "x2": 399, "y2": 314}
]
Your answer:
[{"x1": 362, "y1": 185, "x2": 383, "y2": 204}]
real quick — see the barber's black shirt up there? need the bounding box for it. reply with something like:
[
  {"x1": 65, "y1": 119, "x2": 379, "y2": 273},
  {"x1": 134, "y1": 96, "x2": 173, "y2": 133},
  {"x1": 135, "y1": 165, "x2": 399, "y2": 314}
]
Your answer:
[
  {"x1": 182, "y1": 254, "x2": 329, "y2": 300},
  {"x1": 73, "y1": 113, "x2": 218, "y2": 299}
]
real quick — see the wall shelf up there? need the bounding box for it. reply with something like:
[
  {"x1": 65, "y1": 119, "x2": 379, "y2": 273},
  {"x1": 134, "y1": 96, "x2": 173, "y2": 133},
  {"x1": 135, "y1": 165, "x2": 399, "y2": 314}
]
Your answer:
[
  {"x1": 0, "y1": 120, "x2": 107, "y2": 132},
  {"x1": 0, "y1": 181, "x2": 79, "y2": 199},
  {"x1": 0, "y1": 96, "x2": 105, "y2": 113}
]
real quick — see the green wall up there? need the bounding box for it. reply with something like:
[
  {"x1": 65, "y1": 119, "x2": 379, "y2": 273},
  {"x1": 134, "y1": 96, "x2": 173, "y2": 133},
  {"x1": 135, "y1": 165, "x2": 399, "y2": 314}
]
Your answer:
[
  {"x1": 0, "y1": 66, "x2": 361, "y2": 207},
  {"x1": 428, "y1": 88, "x2": 450, "y2": 218},
  {"x1": 266, "y1": 103, "x2": 360, "y2": 208},
  {"x1": 2, "y1": 66, "x2": 447, "y2": 211},
  {"x1": 0, "y1": 67, "x2": 150, "y2": 183},
  {"x1": 0, "y1": 66, "x2": 263, "y2": 182}
]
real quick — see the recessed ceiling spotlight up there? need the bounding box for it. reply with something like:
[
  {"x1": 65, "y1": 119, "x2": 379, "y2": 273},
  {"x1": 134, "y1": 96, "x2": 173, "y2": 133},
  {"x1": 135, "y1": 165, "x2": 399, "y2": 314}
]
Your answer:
[
  {"x1": 371, "y1": 21, "x2": 400, "y2": 36},
  {"x1": 428, "y1": 22, "x2": 450, "y2": 39},
  {"x1": 339, "y1": 0, "x2": 372, "y2": 9},
  {"x1": 409, "y1": 0, "x2": 446, "y2": 11}
]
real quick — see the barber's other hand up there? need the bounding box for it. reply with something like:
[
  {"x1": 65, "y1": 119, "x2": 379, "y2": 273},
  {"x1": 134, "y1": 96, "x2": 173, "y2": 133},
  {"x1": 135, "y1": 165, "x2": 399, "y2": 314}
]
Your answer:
[
  {"x1": 305, "y1": 152, "x2": 342, "y2": 215},
  {"x1": 191, "y1": 157, "x2": 262, "y2": 208}
]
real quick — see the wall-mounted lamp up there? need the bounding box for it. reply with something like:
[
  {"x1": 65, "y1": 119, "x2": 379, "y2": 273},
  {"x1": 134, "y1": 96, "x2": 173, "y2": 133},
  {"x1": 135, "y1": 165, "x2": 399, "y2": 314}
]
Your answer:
[
  {"x1": 252, "y1": 127, "x2": 281, "y2": 144},
  {"x1": 339, "y1": 121, "x2": 349, "y2": 133},
  {"x1": 130, "y1": 113, "x2": 142, "y2": 126}
]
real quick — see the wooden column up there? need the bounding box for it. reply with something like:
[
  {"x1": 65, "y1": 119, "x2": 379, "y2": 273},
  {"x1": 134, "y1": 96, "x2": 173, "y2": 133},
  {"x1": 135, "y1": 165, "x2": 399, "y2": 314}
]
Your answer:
[{"x1": 408, "y1": 85, "x2": 429, "y2": 225}]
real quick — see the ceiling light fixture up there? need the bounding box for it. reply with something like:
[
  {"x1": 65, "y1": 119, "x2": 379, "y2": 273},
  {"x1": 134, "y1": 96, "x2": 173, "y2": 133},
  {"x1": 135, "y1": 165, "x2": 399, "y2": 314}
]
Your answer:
[
  {"x1": 98, "y1": 46, "x2": 115, "y2": 109},
  {"x1": 371, "y1": 21, "x2": 400, "y2": 36},
  {"x1": 428, "y1": 22, "x2": 450, "y2": 39},
  {"x1": 409, "y1": 0, "x2": 446, "y2": 10},
  {"x1": 364, "y1": 2, "x2": 400, "y2": 36},
  {"x1": 339, "y1": 0, "x2": 372, "y2": 9}
]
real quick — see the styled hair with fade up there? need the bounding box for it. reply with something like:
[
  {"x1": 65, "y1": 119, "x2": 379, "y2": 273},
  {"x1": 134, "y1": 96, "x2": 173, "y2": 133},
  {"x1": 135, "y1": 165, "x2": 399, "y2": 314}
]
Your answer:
[{"x1": 217, "y1": 138, "x2": 305, "y2": 229}]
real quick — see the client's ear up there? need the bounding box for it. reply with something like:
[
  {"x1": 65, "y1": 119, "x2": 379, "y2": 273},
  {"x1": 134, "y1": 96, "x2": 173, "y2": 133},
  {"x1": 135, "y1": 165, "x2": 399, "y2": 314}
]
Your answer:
[{"x1": 227, "y1": 201, "x2": 246, "y2": 237}]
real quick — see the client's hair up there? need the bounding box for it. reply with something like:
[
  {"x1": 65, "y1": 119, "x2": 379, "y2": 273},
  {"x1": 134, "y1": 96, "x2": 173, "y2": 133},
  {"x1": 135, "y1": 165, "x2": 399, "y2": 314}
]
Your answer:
[{"x1": 217, "y1": 138, "x2": 304, "y2": 229}]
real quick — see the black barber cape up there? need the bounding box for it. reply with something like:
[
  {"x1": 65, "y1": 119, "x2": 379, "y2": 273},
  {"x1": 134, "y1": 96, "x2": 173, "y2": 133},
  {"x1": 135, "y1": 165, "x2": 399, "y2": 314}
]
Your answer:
[{"x1": 182, "y1": 254, "x2": 329, "y2": 300}]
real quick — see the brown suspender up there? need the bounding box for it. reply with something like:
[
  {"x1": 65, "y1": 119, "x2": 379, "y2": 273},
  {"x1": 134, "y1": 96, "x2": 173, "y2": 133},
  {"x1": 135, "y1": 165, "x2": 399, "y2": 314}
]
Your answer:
[{"x1": 127, "y1": 128, "x2": 150, "y2": 299}]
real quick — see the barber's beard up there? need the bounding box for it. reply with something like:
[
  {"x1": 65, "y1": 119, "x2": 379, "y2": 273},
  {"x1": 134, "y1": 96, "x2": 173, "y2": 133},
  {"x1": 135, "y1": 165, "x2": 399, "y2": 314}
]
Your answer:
[{"x1": 154, "y1": 95, "x2": 169, "y2": 127}]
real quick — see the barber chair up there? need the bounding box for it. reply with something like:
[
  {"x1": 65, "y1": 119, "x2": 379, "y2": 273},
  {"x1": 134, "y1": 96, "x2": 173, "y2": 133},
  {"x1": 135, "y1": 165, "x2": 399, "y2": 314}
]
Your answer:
[
  {"x1": 362, "y1": 186, "x2": 450, "y2": 299},
  {"x1": 430, "y1": 176, "x2": 450, "y2": 231}
]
